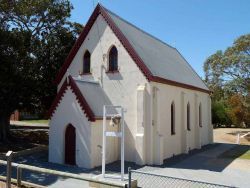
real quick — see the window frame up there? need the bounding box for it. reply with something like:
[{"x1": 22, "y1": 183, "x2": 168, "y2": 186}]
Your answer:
[
  {"x1": 187, "y1": 102, "x2": 191, "y2": 131},
  {"x1": 83, "y1": 50, "x2": 91, "y2": 74},
  {"x1": 199, "y1": 103, "x2": 202, "y2": 127},
  {"x1": 107, "y1": 45, "x2": 118, "y2": 73},
  {"x1": 171, "y1": 101, "x2": 175, "y2": 135}
]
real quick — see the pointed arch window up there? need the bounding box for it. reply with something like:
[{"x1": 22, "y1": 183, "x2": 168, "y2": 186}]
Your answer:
[
  {"x1": 83, "y1": 50, "x2": 91, "y2": 74},
  {"x1": 171, "y1": 101, "x2": 175, "y2": 135},
  {"x1": 199, "y1": 103, "x2": 202, "y2": 127},
  {"x1": 187, "y1": 102, "x2": 191, "y2": 131},
  {"x1": 108, "y1": 46, "x2": 118, "y2": 72}
]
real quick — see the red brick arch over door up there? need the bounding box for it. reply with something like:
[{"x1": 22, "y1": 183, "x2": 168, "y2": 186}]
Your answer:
[{"x1": 65, "y1": 124, "x2": 76, "y2": 165}]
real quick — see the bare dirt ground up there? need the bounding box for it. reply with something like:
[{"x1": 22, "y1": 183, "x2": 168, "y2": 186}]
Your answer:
[
  {"x1": 214, "y1": 128, "x2": 250, "y2": 145},
  {"x1": 0, "y1": 181, "x2": 16, "y2": 188},
  {"x1": 0, "y1": 129, "x2": 48, "y2": 154}
]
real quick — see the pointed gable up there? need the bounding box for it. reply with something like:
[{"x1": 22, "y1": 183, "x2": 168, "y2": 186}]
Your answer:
[
  {"x1": 48, "y1": 76, "x2": 95, "y2": 121},
  {"x1": 54, "y1": 4, "x2": 209, "y2": 93}
]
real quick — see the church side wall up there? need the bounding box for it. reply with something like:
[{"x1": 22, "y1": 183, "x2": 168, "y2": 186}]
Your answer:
[
  {"x1": 150, "y1": 82, "x2": 212, "y2": 162},
  {"x1": 90, "y1": 120, "x2": 120, "y2": 168}
]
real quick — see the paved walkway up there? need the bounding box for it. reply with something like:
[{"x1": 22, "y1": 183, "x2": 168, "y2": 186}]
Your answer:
[
  {"x1": 137, "y1": 144, "x2": 250, "y2": 187},
  {"x1": 0, "y1": 143, "x2": 249, "y2": 187}
]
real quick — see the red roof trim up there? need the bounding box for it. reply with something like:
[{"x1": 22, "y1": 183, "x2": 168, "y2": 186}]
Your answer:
[
  {"x1": 68, "y1": 76, "x2": 95, "y2": 121},
  {"x1": 152, "y1": 76, "x2": 211, "y2": 94},
  {"x1": 54, "y1": 4, "x2": 153, "y2": 85},
  {"x1": 53, "y1": 4, "x2": 209, "y2": 94},
  {"x1": 47, "y1": 76, "x2": 95, "y2": 122},
  {"x1": 54, "y1": 5, "x2": 100, "y2": 85},
  {"x1": 47, "y1": 80, "x2": 68, "y2": 119},
  {"x1": 99, "y1": 6, "x2": 153, "y2": 80}
]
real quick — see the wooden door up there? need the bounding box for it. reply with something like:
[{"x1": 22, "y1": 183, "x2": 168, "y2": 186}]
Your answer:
[{"x1": 65, "y1": 124, "x2": 76, "y2": 165}]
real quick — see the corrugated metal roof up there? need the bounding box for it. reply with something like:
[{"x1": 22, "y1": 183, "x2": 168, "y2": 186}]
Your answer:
[
  {"x1": 75, "y1": 79, "x2": 114, "y2": 117},
  {"x1": 105, "y1": 8, "x2": 208, "y2": 90}
]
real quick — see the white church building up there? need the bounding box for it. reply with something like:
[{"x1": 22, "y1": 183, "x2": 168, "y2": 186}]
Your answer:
[{"x1": 48, "y1": 4, "x2": 213, "y2": 169}]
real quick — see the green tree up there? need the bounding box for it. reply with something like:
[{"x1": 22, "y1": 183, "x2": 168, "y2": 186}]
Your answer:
[
  {"x1": 212, "y1": 100, "x2": 231, "y2": 127},
  {"x1": 204, "y1": 34, "x2": 250, "y2": 127},
  {"x1": 227, "y1": 94, "x2": 250, "y2": 127},
  {"x1": 0, "y1": 0, "x2": 82, "y2": 142},
  {"x1": 0, "y1": 26, "x2": 33, "y2": 141}
]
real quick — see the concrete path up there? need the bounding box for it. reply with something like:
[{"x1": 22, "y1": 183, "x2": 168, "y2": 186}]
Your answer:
[
  {"x1": 137, "y1": 144, "x2": 250, "y2": 187},
  {"x1": 0, "y1": 143, "x2": 249, "y2": 187}
]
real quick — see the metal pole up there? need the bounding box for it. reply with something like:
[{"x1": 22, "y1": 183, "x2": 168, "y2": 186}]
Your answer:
[
  {"x1": 121, "y1": 108, "x2": 125, "y2": 181},
  {"x1": 236, "y1": 132, "x2": 240, "y2": 144},
  {"x1": 6, "y1": 151, "x2": 13, "y2": 188},
  {"x1": 102, "y1": 105, "x2": 106, "y2": 178},
  {"x1": 128, "y1": 167, "x2": 131, "y2": 188},
  {"x1": 17, "y1": 166, "x2": 22, "y2": 188}
]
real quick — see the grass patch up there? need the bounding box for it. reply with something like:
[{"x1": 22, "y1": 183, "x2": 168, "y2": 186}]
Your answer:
[
  {"x1": 20, "y1": 119, "x2": 49, "y2": 124},
  {"x1": 219, "y1": 145, "x2": 250, "y2": 160}
]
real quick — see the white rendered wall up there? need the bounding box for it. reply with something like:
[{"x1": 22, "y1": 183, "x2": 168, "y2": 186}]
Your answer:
[
  {"x1": 90, "y1": 120, "x2": 120, "y2": 168},
  {"x1": 49, "y1": 88, "x2": 92, "y2": 168},
  {"x1": 150, "y1": 82, "x2": 212, "y2": 163},
  {"x1": 58, "y1": 15, "x2": 149, "y2": 163},
  {"x1": 55, "y1": 13, "x2": 212, "y2": 166}
]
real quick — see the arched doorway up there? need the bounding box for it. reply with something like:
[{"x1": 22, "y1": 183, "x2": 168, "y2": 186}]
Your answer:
[{"x1": 65, "y1": 124, "x2": 76, "y2": 165}]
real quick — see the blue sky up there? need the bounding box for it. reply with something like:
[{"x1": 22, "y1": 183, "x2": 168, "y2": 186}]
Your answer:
[{"x1": 69, "y1": 0, "x2": 250, "y2": 78}]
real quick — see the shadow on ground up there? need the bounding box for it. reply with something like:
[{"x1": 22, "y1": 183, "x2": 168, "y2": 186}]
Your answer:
[
  {"x1": 0, "y1": 151, "x2": 89, "y2": 186},
  {"x1": 0, "y1": 143, "x2": 248, "y2": 186},
  {"x1": 95, "y1": 143, "x2": 249, "y2": 173}
]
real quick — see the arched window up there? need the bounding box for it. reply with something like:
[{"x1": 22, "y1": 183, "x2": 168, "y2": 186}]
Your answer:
[
  {"x1": 83, "y1": 50, "x2": 91, "y2": 74},
  {"x1": 171, "y1": 101, "x2": 175, "y2": 135},
  {"x1": 199, "y1": 103, "x2": 202, "y2": 127},
  {"x1": 108, "y1": 46, "x2": 118, "y2": 72},
  {"x1": 187, "y1": 102, "x2": 191, "y2": 131}
]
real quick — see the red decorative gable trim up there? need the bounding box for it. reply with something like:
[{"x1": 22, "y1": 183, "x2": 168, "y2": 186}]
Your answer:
[
  {"x1": 48, "y1": 76, "x2": 95, "y2": 122},
  {"x1": 54, "y1": 4, "x2": 210, "y2": 94},
  {"x1": 54, "y1": 4, "x2": 153, "y2": 85},
  {"x1": 99, "y1": 6, "x2": 153, "y2": 80},
  {"x1": 53, "y1": 5, "x2": 100, "y2": 85}
]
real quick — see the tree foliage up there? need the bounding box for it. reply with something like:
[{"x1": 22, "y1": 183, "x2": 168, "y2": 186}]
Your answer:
[
  {"x1": 204, "y1": 34, "x2": 250, "y2": 127},
  {"x1": 0, "y1": 0, "x2": 82, "y2": 141}
]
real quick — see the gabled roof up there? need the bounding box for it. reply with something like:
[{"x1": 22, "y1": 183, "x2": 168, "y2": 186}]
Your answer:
[
  {"x1": 54, "y1": 4, "x2": 209, "y2": 93},
  {"x1": 47, "y1": 76, "x2": 95, "y2": 121},
  {"x1": 48, "y1": 76, "x2": 116, "y2": 121},
  {"x1": 74, "y1": 79, "x2": 115, "y2": 118}
]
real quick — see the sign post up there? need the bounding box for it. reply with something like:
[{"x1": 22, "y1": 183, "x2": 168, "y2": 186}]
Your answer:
[
  {"x1": 6, "y1": 151, "x2": 13, "y2": 188},
  {"x1": 102, "y1": 105, "x2": 125, "y2": 180}
]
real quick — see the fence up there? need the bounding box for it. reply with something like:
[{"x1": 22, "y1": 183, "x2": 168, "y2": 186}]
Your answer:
[
  {"x1": 128, "y1": 168, "x2": 235, "y2": 188},
  {"x1": 0, "y1": 152, "x2": 128, "y2": 188},
  {"x1": 236, "y1": 131, "x2": 250, "y2": 144}
]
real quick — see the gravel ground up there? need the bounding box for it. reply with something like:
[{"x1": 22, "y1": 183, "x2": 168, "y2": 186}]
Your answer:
[{"x1": 214, "y1": 128, "x2": 250, "y2": 145}]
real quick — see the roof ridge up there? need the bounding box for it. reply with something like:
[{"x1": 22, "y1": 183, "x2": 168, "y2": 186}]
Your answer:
[{"x1": 102, "y1": 5, "x2": 177, "y2": 51}]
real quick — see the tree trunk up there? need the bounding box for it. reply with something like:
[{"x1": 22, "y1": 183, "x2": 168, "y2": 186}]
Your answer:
[{"x1": 0, "y1": 115, "x2": 10, "y2": 142}]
